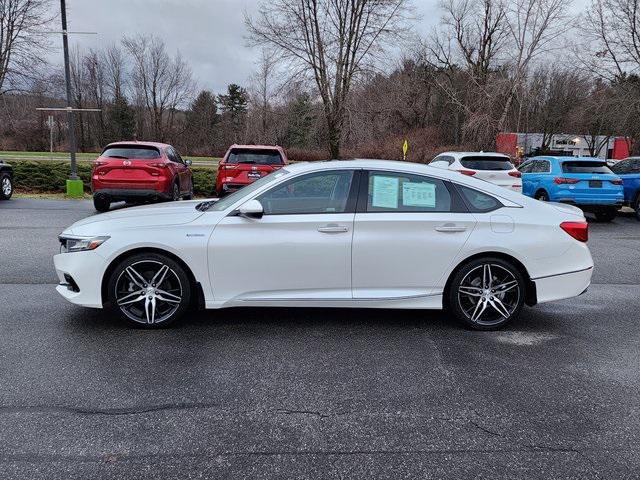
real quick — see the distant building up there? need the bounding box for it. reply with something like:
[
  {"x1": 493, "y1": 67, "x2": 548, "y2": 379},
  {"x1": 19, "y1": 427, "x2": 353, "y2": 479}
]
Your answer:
[{"x1": 497, "y1": 132, "x2": 631, "y2": 161}]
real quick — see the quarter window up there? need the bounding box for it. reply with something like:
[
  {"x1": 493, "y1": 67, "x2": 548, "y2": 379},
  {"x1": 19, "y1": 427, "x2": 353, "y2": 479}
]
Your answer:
[
  {"x1": 257, "y1": 170, "x2": 354, "y2": 215},
  {"x1": 366, "y1": 171, "x2": 451, "y2": 212},
  {"x1": 457, "y1": 186, "x2": 502, "y2": 213}
]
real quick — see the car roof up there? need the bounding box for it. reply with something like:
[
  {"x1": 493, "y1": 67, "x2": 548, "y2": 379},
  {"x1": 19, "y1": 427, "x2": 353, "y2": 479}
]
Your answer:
[
  {"x1": 105, "y1": 141, "x2": 171, "y2": 150},
  {"x1": 530, "y1": 156, "x2": 603, "y2": 162},
  {"x1": 227, "y1": 144, "x2": 284, "y2": 151},
  {"x1": 438, "y1": 151, "x2": 511, "y2": 159}
]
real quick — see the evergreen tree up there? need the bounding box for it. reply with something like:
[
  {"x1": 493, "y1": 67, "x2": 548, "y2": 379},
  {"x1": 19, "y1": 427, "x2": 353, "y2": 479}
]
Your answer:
[
  {"x1": 286, "y1": 92, "x2": 315, "y2": 148},
  {"x1": 107, "y1": 94, "x2": 135, "y2": 142},
  {"x1": 217, "y1": 84, "x2": 249, "y2": 144},
  {"x1": 186, "y1": 90, "x2": 218, "y2": 152}
]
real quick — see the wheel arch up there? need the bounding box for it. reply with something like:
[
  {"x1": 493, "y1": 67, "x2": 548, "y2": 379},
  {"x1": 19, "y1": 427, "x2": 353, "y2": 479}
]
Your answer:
[
  {"x1": 443, "y1": 252, "x2": 537, "y2": 307},
  {"x1": 101, "y1": 247, "x2": 205, "y2": 310},
  {"x1": 534, "y1": 188, "x2": 549, "y2": 199}
]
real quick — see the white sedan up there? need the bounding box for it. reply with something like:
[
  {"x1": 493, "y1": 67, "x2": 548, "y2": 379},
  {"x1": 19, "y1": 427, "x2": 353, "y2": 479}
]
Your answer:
[
  {"x1": 54, "y1": 159, "x2": 593, "y2": 330},
  {"x1": 429, "y1": 152, "x2": 523, "y2": 192}
]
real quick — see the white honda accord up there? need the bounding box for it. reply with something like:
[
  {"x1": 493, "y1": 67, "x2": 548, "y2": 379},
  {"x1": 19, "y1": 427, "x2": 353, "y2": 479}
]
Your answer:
[{"x1": 54, "y1": 159, "x2": 594, "y2": 330}]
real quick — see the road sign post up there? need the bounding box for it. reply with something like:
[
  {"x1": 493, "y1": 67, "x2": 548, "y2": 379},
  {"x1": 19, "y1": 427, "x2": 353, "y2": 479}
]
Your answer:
[{"x1": 402, "y1": 139, "x2": 409, "y2": 161}]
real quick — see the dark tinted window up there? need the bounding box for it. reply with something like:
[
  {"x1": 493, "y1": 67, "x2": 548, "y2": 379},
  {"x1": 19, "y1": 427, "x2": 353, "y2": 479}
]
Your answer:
[
  {"x1": 460, "y1": 156, "x2": 514, "y2": 171},
  {"x1": 458, "y1": 186, "x2": 502, "y2": 213},
  {"x1": 101, "y1": 146, "x2": 161, "y2": 160},
  {"x1": 561, "y1": 161, "x2": 612, "y2": 174},
  {"x1": 258, "y1": 170, "x2": 353, "y2": 214},
  {"x1": 532, "y1": 160, "x2": 550, "y2": 173},
  {"x1": 227, "y1": 149, "x2": 283, "y2": 165},
  {"x1": 518, "y1": 161, "x2": 533, "y2": 173},
  {"x1": 611, "y1": 159, "x2": 640, "y2": 174},
  {"x1": 430, "y1": 155, "x2": 454, "y2": 165},
  {"x1": 366, "y1": 171, "x2": 451, "y2": 213}
]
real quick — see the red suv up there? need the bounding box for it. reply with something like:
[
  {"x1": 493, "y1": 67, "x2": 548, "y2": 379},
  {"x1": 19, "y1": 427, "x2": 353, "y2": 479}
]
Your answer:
[
  {"x1": 216, "y1": 145, "x2": 287, "y2": 196},
  {"x1": 91, "y1": 142, "x2": 193, "y2": 212}
]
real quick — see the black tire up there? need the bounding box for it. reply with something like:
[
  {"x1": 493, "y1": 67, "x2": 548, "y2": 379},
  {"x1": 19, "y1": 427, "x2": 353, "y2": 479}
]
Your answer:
[
  {"x1": 107, "y1": 252, "x2": 191, "y2": 328},
  {"x1": 534, "y1": 190, "x2": 549, "y2": 202},
  {"x1": 183, "y1": 183, "x2": 194, "y2": 200},
  {"x1": 172, "y1": 182, "x2": 180, "y2": 201},
  {"x1": 93, "y1": 195, "x2": 110, "y2": 212},
  {"x1": 633, "y1": 194, "x2": 640, "y2": 222},
  {"x1": 0, "y1": 174, "x2": 13, "y2": 200},
  {"x1": 448, "y1": 257, "x2": 526, "y2": 331},
  {"x1": 594, "y1": 208, "x2": 616, "y2": 222}
]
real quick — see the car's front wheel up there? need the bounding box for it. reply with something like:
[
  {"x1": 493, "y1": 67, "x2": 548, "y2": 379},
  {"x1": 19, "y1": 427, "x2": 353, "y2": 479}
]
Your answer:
[
  {"x1": 107, "y1": 253, "x2": 191, "y2": 328},
  {"x1": 632, "y1": 194, "x2": 640, "y2": 221},
  {"x1": 0, "y1": 174, "x2": 13, "y2": 200},
  {"x1": 448, "y1": 257, "x2": 525, "y2": 330}
]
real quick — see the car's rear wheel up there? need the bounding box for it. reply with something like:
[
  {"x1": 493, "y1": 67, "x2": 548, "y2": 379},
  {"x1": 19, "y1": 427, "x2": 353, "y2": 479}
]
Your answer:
[
  {"x1": 633, "y1": 194, "x2": 640, "y2": 221},
  {"x1": 448, "y1": 257, "x2": 525, "y2": 330},
  {"x1": 172, "y1": 182, "x2": 180, "y2": 201},
  {"x1": 93, "y1": 194, "x2": 110, "y2": 212},
  {"x1": 534, "y1": 190, "x2": 549, "y2": 202},
  {"x1": 0, "y1": 174, "x2": 13, "y2": 200},
  {"x1": 183, "y1": 183, "x2": 194, "y2": 200},
  {"x1": 107, "y1": 253, "x2": 191, "y2": 328},
  {"x1": 594, "y1": 208, "x2": 616, "y2": 222}
]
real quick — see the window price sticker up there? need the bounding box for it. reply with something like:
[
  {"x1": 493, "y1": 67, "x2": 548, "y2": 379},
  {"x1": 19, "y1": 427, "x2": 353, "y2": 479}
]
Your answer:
[{"x1": 402, "y1": 182, "x2": 436, "y2": 207}]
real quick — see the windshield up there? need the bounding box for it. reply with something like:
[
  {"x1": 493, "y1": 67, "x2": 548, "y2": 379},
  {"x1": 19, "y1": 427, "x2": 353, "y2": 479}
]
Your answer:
[
  {"x1": 561, "y1": 161, "x2": 612, "y2": 174},
  {"x1": 460, "y1": 156, "x2": 513, "y2": 171},
  {"x1": 101, "y1": 146, "x2": 161, "y2": 160},
  {"x1": 208, "y1": 169, "x2": 290, "y2": 211},
  {"x1": 226, "y1": 149, "x2": 283, "y2": 165}
]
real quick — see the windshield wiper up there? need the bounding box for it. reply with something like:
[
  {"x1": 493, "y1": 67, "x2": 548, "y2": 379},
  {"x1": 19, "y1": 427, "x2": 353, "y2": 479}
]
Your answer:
[{"x1": 195, "y1": 200, "x2": 218, "y2": 211}]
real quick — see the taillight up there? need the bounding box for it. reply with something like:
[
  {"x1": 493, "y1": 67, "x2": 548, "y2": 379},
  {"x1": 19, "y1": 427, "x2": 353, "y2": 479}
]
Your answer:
[
  {"x1": 554, "y1": 177, "x2": 579, "y2": 185},
  {"x1": 508, "y1": 171, "x2": 521, "y2": 178},
  {"x1": 458, "y1": 169, "x2": 476, "y2": 176},
  {"x1": 149, "y1": 162, "x2": 168, "y2": 168},
  {"x1": 560, "y1": 221, "x2": 588, "y2": 242},
  {"x1": 94, "y1": 160, "x2": 107, "y2": 167},
  {"x1": 610, "y1": 179, "x2": 623, "y2": 185},
  {"x1": 221, "y1": 164, "x2": 236, "y2": 170}
]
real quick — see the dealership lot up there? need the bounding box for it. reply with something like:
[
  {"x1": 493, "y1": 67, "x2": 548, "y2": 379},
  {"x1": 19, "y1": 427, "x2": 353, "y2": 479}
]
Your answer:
[{"x1": 1, "y1": 199, "x2": 639, "y2": 478}]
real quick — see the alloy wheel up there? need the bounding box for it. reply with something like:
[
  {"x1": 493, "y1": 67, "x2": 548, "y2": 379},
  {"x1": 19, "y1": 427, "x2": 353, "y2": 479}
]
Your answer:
[
  {"x1": 2, "y1": 177, "x2": 11, "y2": 196},
  {"x1": 114, "y1": 260, "x2": 183, "y2": 325},
  {"x1": 457, "y1": 263, "x2": 521, "y2": 327}
]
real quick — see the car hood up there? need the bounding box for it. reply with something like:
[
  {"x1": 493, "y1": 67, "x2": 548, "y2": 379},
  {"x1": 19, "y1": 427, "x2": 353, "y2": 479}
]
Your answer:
[{"x1": 63, "y1": 200, "x2": 209, "y2": 235}]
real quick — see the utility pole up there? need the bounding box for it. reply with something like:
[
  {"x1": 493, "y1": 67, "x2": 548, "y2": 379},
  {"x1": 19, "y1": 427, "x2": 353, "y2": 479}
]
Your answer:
[{"x1": 60, "y1": 0, "x2": 82, "y2": 196}]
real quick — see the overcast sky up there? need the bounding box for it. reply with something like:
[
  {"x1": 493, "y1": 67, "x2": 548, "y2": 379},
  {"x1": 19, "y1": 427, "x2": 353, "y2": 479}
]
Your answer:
[{"x1": 57, "y1": 0, "x2": 437, "y2": 94}]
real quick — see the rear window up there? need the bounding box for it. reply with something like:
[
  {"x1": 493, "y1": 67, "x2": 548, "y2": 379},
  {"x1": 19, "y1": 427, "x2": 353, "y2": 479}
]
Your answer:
[
  {"x1": 101, "y1": 146, "x2": 161, "y2": 160},
  {"x1": 227, "y1": 149, "x2": 283, "y2": 165},
  {"x1": 460, "y1": 156, "x2": 513, "y2": 171},
  {"x1": 561, "y1": 161, "x2": 612, "y2": 174}
]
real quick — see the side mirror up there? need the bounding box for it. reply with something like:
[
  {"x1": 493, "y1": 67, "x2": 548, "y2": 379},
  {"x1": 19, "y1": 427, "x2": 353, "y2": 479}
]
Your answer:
[
  {"x1": 238, "y1": 199, "x2": 264, "y2": 219},
  {"x1": 185, "y1": 159, "x2": 192, "y2": 166}
]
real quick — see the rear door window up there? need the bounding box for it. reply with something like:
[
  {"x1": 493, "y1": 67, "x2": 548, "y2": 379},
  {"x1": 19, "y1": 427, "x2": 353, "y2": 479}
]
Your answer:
[
  {"x1": 561, "y1": 161, "x2": 612, "y2": 174},
  {"x1": 457, "y1": 186, "x2": 502, "y2": 213},
  {"x1": 365, "y1": 171, "x2": 452, "y2": 213},
  {"x1": 227, "y1": 149, "x2": 284, "y2": 165},
  {"x1": 101, "y1": 146, "x2": 161, "y2": 160},
  {"x1": 460, "y1": 156, "x2": 514, "y2": 171}
]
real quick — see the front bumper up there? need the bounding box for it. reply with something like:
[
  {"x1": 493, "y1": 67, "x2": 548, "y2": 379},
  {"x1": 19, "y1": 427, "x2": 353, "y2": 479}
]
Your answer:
[
  {"x1": 54, "y1": 250, "x2": 106, "y2": 308},
  {"x1": 533, "y1": 267, "x2": 593, "y2": 304}
]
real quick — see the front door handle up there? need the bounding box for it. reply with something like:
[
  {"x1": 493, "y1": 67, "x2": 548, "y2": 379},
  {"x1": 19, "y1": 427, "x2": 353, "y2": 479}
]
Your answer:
[
  {"x1": 435, "y1": 224, "x2": 467, "y2": 233},
  {"x1": 318, "y1": 224, "x2": 349, "y2": 233}
]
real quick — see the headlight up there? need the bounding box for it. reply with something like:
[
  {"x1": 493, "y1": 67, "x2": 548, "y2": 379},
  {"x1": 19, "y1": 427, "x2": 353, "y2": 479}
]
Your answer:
[{"x1": 59, "y1": 235, "x2": 110, "y2": 253}]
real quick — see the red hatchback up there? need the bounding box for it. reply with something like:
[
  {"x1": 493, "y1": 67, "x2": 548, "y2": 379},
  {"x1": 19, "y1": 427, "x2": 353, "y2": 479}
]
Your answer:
[
  {"x1": 215, "y1": 145, "x2": 287, "y2": 196},
  {"x1": 91, "y1": 142, "x2": 193, "y2": 212}
]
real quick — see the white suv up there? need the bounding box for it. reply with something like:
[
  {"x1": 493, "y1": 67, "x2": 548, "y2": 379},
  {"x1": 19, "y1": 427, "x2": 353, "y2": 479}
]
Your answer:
[{"x1": 429, "y1": 152, "x2": 522, "y2": 192}]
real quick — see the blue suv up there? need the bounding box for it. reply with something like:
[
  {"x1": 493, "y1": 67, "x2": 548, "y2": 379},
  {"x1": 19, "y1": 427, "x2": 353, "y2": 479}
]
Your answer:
[
  {"x1": 610, "y1": 157, "x2": 640, "y2": 220},
  {"x1": 519, "y1": 156, "x2": 624, "y2": 221}
]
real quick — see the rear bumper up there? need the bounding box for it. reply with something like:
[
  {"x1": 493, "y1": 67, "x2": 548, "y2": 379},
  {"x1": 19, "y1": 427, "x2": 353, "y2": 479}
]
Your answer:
[
  {"x1": 93, "y1": 188, "x2": 171, "y2": 202},
  {"x1": 532, "y1": 267, "x2": 593, "y2": 304},
  {"x1": 554, "y1": 198, "x2": 624, "y2": 209}
]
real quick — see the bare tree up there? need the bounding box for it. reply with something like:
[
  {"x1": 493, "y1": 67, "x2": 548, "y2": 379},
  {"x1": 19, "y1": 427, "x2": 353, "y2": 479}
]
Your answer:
[
  {"x1": 122, "y1": 35, "x2": 195, "y2": 141},
  {"x1": 246, "y1": 0, "x2": 411, "y2": 158},
  {"x1": 250, "y1": 48, "x2": 279, "y2": 142},
  {"x1": 0, "y1": 0, "x2": 53, "y2": 94}
]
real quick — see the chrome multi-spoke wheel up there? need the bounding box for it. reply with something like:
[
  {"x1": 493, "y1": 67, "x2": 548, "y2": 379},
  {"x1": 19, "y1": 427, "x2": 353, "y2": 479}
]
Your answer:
[
  {"x1": 449, "y1": 258, "x2": 525, "y2": 330},
  {"x1": 0, "y1": 175, "x2": 12, "y2": 200},
  {"x1": 108, "y1": 254, "x2": 191, "y2": 327}
]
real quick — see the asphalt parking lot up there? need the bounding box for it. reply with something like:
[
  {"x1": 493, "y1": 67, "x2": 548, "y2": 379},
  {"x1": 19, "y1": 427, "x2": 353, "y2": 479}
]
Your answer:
[{"x1": 1, "y1": 198, "x2": 639, "y2": 479}]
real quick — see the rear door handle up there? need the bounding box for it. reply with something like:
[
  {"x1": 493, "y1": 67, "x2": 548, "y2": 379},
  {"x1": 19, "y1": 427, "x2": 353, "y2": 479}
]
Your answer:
[
  {"x1": 435, "y1": 224, "x2": 467, "y2": 233},
  {"x1": 318, "y1": 224, "x2": 349, "y2": 233}
]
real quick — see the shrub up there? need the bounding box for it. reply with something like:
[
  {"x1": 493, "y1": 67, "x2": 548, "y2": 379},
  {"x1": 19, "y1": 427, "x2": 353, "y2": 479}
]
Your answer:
[{"x1": 11, "y1": 160, "x2": 216, "y2": 197}]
